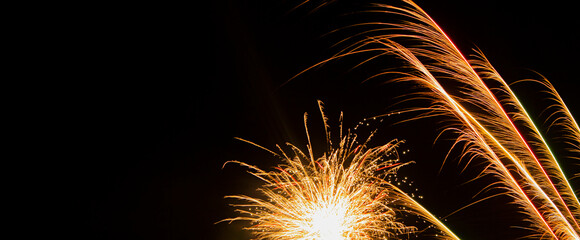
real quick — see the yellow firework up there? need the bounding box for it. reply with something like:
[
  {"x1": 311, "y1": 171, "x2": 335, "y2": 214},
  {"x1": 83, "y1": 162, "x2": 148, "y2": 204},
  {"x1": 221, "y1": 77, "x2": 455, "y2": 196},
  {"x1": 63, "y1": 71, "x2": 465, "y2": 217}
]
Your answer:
[
  {"x1": 222, "y1": 102, "x2": 459, "y2": 240},
  {"x1": 318, "y1": 0, "x2": 580, "y2": 239}
]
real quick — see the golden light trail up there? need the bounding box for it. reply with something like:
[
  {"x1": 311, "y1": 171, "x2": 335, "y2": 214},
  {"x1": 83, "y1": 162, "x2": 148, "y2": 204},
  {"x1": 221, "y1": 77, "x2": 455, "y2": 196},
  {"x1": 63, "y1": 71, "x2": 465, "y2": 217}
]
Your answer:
[
  {"x1": 221, "y1": 101, "x2": 460, "y2": 240},
  {"x1": 321, "y1": 1, "x2": 580, "y2": 238}
]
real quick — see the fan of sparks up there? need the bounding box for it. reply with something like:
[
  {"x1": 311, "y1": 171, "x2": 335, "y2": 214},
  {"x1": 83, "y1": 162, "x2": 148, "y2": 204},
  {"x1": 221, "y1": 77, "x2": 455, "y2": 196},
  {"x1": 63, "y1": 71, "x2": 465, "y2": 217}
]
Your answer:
[
  {"x1": 222, "y1": 101, "x2": 459, "y2": 240},
  {"x1": 304, "y1": 0, "x2": 579, "y2": 239}
]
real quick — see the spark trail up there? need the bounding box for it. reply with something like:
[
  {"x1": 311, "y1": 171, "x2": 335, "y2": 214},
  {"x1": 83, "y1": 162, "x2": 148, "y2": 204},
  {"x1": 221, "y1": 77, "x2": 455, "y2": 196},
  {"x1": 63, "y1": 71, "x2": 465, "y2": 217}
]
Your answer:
[{"x1": 321, "y1": 1, "x2": 580, "y2": 239}]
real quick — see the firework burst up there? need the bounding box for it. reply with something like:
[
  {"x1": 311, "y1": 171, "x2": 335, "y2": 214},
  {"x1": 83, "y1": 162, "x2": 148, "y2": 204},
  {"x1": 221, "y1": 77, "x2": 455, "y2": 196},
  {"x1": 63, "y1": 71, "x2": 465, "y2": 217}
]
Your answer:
[
  {"x1": 312, "y1": 0, "x2": 580, "y2": 239},
  {"x1": 222, "y1": 101, "x2": 459, "y2": 240}
]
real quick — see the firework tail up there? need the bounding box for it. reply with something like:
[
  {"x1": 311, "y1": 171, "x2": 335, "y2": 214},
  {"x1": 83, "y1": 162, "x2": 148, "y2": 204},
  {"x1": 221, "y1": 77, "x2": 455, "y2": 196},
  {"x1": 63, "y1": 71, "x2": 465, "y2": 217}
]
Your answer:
[{"x1": 319, "y1": 0, "x2": 580, "y2": 238}]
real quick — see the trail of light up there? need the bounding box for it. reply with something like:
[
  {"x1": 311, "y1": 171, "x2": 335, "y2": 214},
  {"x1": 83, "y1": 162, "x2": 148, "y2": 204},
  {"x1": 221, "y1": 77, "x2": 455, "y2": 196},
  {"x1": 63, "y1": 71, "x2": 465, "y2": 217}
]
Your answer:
[
  {"x1": 510, "y1": 92, "x2": 580, "y2": 231},
  {"x1": 372, "y1": 2, "x2": 580, "y2": 237},
  {"x1": 378, "y1": 34, "x2": 563, "y2": 238},
  {"x1": 460, "y1": 98, "x2": 576, "y2": 239},
  {"x1": 474, "y1": 54, "x2": 580, "y2": 230},
  {"x1": 421, "y1": 2, "x2": 577, "y2": 215},
  {"x1": 381, "y1": 36, "x2": 562, "y2": 237},
  {"x1": 440, "y1": 82, "x2": 561, "y2": 239},
  {"x1": 426, "y1": 44, "x2": 577, "y2": 239},
  {"x1": 355, "y1": 23, "x2": 571, "y2": 238}
]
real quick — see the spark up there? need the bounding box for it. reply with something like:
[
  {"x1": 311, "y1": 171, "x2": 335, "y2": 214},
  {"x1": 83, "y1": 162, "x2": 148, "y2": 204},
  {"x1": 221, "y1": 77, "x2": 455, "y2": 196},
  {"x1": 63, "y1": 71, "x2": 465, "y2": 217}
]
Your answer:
[
  {"x1": 221, "y1": 101, "x2": 460, "y2": 240},
  {"x1": 322, "y1": 1, "x2": 580, "y2": 238}
]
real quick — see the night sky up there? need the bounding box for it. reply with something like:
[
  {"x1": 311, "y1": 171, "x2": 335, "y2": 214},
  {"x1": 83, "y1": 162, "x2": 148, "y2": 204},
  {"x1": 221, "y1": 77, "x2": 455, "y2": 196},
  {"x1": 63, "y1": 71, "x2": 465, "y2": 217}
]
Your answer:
[{"x1": 84, "y1": 1, "x2": 579, "y2": 239}]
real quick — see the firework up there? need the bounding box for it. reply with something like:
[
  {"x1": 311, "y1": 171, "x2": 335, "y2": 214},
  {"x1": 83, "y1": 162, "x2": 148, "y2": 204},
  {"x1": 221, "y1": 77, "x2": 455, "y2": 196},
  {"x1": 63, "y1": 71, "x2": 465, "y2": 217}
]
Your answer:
[
  {"x1": 222, "y1": 101, "x2": 459, "y2": 240},
  {"x1": 531, "y1": 78, "x2": 580, "y2": 196},
  {"x1": 320, "y1": 1, "x2": 580, "y2": 239}
]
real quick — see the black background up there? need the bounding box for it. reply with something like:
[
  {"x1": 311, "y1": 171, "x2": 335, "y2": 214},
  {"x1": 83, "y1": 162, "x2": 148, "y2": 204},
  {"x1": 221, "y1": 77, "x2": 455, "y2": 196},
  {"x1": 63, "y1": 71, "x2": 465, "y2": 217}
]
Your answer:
[{"x1": 79, "y1": 1, "x2": 579, "y2": 239}]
